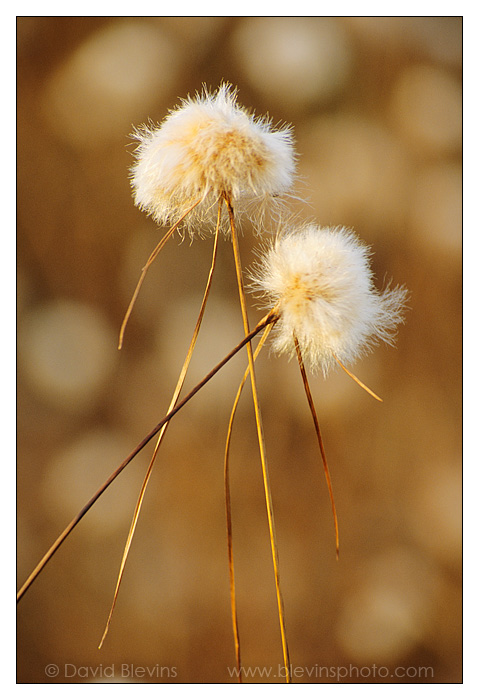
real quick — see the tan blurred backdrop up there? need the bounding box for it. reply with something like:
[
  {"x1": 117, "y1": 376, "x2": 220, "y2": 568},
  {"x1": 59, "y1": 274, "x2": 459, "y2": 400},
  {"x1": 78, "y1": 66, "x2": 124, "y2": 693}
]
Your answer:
[{"x1": 17, "y1": 16, "x2": 462, "y2": 684}]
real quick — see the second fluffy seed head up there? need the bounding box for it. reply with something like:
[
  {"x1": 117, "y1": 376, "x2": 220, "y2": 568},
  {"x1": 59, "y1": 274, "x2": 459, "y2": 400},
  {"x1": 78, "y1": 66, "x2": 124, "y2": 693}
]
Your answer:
[{"x1": 251, "y1": 224, "x2": 407, "y2": 375}]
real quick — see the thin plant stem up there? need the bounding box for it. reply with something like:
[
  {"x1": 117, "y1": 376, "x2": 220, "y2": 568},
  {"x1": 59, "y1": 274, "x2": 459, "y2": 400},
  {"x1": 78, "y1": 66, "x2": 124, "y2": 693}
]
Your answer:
[
  {"x1": 294, "y1": 336, "x2": 339, "y2": 559},
  {"x1": 333, "y1": 354, "x2": 383, "y2": 402},
  {"x1": 118, "y1": 197, "x2": 202, "y2": 349},
  {"x1": 98, "y1": 202, "x2": 222, "y2": 649},
  {"x1": 224, "y1": 192, "x2": 291, "y2": 684},
  {"x1": 224, "y1": 323, "x2": 273, "y2": 683},
  {"x1": 16, "y1": 309, "x2": 278, "y2": 603}
]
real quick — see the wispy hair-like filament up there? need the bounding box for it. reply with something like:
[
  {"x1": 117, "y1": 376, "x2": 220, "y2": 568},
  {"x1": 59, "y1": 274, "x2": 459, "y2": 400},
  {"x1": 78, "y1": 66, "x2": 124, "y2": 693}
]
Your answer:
[{"x1": 118, "y1": 196, "x2": 202, "y2": 349}]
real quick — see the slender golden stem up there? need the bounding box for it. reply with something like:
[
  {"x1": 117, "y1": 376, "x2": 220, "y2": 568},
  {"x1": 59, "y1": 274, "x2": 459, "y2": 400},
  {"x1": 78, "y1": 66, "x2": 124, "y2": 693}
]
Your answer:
[
  {"x1": 333, "y1": 354, "x2": 383, "y2": 402},
  {"x1": 224, "y1": 323, "x2": 273, "y2": 683},
  {"x1": 294, "y1": 336, "x2": 339, "y2": 559},
  {"x1": 224, "y1": 192, "x2": 291, "y2": 684},
  {"x1": 16, "y1": 309, "x2": 278, "y2": 603},
  {"x1": 98, "y1": 203, "x2": 222, "y2": 649},
  {"x1": 118, "y1": 198, "x2": 202, "y2": 349}
]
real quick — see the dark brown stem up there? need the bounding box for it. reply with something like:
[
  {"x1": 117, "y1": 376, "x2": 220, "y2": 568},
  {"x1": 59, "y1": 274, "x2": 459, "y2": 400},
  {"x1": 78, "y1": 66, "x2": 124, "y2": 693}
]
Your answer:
[{"x1": 17, "y1": 309, "x2": 278, "y2": 603}]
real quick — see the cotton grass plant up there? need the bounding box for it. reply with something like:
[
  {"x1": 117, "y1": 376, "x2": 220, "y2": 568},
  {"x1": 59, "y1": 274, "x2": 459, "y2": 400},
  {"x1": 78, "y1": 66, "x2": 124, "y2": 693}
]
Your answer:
[
  {"x1": 17, "y1": 83, "x2": 407, "y2": 684},
  {"x1": 114, "y1": 83, "x2": 297, "y2": 678},
  {"x1": 119, "y1": 82, "x2": 296, "y2": 347}
]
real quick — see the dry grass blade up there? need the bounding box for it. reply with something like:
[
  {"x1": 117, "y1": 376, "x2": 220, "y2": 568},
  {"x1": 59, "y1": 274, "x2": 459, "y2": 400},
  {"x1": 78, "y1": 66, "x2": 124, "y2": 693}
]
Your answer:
[
  {"x1": 17, "y1": 309, "x2": 277, "y2": 603},
  {"x1": 118, "y1": 197, "x2": 202, "y2": 349},
  {"x1": 98, "y1": 204, "x2": 222, "y2": 649},
  {"x1": 294, "y1": 336, "x2": 340, "y2": 560},
  {"x1": 224, "y1": 192, "x2": 291, "y2": 684},
  {"x1": 224, "y1": 323, "x2": 273, "y2": 683},
  {"x1": 333, "y1": 354, "x2": 383, "y2": 402}
]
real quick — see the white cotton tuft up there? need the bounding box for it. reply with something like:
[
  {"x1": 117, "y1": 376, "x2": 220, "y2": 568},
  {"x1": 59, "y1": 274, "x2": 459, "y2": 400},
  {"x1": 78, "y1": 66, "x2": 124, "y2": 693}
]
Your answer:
[
  {"x1": 250, "y1": 224, "x2": 407, "y2": 375},
  {"x1": 130, "y1": 83, "x2": 297, "y2": 232}
]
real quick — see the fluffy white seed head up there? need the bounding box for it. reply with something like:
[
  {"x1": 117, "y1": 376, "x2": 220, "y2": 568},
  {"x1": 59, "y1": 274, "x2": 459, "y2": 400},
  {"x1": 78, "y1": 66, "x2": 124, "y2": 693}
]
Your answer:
[
  {"x1": 250, "y1": 224, "x2": 407, "y2": 375},
  {"x1": 130, "y1": 83, "x2": 296, "y2": 232}
]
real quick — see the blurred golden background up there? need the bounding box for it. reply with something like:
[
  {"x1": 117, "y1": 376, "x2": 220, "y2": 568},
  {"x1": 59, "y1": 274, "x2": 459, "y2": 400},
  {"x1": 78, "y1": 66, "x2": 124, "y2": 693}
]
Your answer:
[{"x1": 17, "y1": 17, "x2": 462, "y2": 684}]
